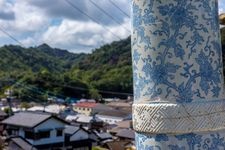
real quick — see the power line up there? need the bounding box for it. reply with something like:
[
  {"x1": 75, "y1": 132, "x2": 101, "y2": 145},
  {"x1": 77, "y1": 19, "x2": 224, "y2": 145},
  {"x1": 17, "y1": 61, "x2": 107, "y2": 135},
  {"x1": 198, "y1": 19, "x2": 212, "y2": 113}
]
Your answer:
[
  {"x1": 0, "y1": 19, "x2": 92, "y2": 51},
  {"x1": 35, "y1": 78, "x2": 133, "y2": 96},
  {"x1": 4, "y1": 74, "x2": 134, "y2": 97},
  {"x1": 108, "y1": 0, "x2": 130, "y2": 18},
  {"x1": 0, "y1": 18, "x2": 131, "y2": 102},
  {"x1": 0, "y1": 11, "x2": 132, "y2": 97},
  {"x1": 0, "y1": 27, "x2": 25, "y2": 46},
  {"x1": 64, "y1": 0, "x2": 122, "y2": 41},
  {"x1": 89, "y1": 0, "x2": 130, "y2": 33}
]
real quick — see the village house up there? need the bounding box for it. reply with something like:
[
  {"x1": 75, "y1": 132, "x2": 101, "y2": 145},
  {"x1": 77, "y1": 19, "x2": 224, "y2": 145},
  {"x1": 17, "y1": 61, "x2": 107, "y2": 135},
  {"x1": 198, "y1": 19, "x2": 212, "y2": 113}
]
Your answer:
[
  {"x1": 116, "y1": 129, "x2": 135, "y2": 141},
  {"x1": 27, "y1": 104, "x2": 65, "y2": 114},
  {"x1": 64, "y1": 125, "x2": 94, "y2": 150},
  {"x1": 106, "y1": 101, "x2": 132, "y2": 113},
  {"x1": 109, "y1": 120, "x2": 132, "y2": 135},
  {"x1": 2, "y1": 111, "x2": 68, "y2": 149},
  {"x1": 96, "y1": 109, "x2": 131, "y2": 125},
  {"x1": 2, "y1": 111, "x2": 99, "y2": 150},
  {"x1": 73, "y1": 102, "x2": 97, "y2": 116}
]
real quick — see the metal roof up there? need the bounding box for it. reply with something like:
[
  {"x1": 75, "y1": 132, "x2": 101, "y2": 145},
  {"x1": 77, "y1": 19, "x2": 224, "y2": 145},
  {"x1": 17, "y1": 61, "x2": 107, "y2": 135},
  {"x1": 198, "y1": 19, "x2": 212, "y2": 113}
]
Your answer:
[
  {"x1": 2, "y1": 112, "x2": 51, "y2": 128},
  {"x1": 116, "y1": 129, "x2": 135, "y2": 139},
  {"x1": 97, "y1": 109, "x2": 130, "y2": 118},
  {"x1": 64, "y1": 125, "x2": 80, "y2": 135},
  {"x1": 10, "y1": 137, "x2": 37, "y2": 150}
]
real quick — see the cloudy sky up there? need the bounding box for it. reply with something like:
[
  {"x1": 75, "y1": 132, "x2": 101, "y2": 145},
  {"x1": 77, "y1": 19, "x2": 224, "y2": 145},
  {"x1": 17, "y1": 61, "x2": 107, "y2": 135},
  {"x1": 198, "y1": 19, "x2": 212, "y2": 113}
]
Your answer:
[{"x1": 0, "y1": 0, "x2": 224, "y2": 53}]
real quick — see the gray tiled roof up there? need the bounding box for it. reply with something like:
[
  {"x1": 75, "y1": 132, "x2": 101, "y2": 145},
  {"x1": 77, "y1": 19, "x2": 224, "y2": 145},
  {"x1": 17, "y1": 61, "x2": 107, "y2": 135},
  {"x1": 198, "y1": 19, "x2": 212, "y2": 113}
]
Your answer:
[
  {"x1": 2, "y1": 112, "x2": 51, "y2": 128},
  {"x1": 116, "y1": 129, "x2": 135, "y2": 139},
  {"x1": 10, "y1": 137, "x2": 37, "y2": 150},
  {"x1": 97, "y1": 109, "x2": 130, "y2": 118},
  {"x1": 97, "y1": 132, "x2": 112, "y2": 140},
  {"x1": 64, "y1": 125, "x2": 79, "y2": 135}
]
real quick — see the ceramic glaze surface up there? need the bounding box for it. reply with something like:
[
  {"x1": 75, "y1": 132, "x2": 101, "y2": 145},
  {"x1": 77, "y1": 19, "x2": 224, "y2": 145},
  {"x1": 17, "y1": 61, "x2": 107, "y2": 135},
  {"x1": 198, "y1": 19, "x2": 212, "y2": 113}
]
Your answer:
[
  {"x1": 132, "y1": 0, "x2": 223, "y2": 103},
  {"x1": 136, "y1": 131, "x2": 225, "y2": 150},
  {"x1": 132, "y1": 0, "x2": 225, "y2": 149}
]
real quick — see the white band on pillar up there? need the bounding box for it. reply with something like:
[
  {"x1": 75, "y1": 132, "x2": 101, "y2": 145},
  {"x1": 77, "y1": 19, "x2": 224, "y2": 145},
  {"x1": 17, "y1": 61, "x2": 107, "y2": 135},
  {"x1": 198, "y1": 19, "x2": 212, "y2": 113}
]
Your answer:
[{"x1": 133, "y1": 100, "x2": 225, "y2": 134}]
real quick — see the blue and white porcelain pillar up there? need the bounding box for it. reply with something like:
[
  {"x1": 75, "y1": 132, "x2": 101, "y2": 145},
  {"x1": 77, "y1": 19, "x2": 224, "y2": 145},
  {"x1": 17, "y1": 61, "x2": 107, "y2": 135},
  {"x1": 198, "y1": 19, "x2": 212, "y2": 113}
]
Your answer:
[{"x1": 132, "y1": 0, "x2": 225, "y2": 149}]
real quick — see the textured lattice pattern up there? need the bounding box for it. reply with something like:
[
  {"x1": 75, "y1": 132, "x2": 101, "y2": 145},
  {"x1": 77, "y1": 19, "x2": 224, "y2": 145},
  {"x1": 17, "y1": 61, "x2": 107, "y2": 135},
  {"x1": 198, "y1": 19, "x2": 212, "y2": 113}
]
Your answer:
[{"x1": 133, "y1": 101, "x2": 225, "y2": 133}]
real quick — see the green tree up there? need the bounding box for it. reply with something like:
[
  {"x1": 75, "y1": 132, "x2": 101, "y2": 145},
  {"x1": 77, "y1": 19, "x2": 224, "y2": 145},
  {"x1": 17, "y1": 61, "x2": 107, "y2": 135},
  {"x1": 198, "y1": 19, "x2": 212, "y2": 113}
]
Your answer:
[
  {"x1": 20, "y1": 102, "x2": 31, "y2": 110},
  {"x1": 89, "y1": 88, "x2": 102, "y2": 100}
]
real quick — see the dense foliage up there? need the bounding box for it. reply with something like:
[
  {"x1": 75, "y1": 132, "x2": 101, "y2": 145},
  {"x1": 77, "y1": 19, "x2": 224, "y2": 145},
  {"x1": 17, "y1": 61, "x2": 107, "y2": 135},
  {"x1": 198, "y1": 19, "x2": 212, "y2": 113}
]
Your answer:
[
  {"x1": 0, "y1": 27, "x2": 225, "y2": 102},
  {"x1": 0, "y1": 37, "x2": 132, "y2": 101}
]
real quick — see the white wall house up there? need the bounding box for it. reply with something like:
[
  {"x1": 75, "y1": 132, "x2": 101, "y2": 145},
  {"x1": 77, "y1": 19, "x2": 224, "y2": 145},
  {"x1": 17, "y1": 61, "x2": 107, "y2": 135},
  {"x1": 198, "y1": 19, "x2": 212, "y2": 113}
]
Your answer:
[
  {"x1": 96, "y1": 115, "x2": 124, "y2": 124},
  {"x1": 64, "y1": 125, "x2": 93, "y2": 150},
  {"x1": 3, "y1": 112, "x2": 94, "y2": 150},
  {"x1": 96, "y1": 110, "x2": 130, "y2": 125},
  {"x1": 2, "y1": 112, "x2": 68, "y2": 149}
]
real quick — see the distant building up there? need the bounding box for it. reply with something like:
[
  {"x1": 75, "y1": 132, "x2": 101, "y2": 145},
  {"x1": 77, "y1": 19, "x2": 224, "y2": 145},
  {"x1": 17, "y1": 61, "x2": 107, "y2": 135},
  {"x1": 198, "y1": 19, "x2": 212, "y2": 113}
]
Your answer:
[
  {"x1": 28, "y1": 104, "x2": 65, "y2": 114},
  {"x1": 106, "y1": 101, "x2": 132, "y2": 113},
  {"x1": 116, "y1": 129, "x2": 135, "y2": 141},
  {"x1": 2, "y1": 112, "x2": 68, "y2": 149},
  {"x1": 73, "y1": 102, "x2": 97, "y2": 116},
  {"x1": 96, "y1": 110, "x2": 131, "y2": 125},
  {"x1": 109, "y1": 120, "x2": 133, "y2": 135},
  {"x1": 106, "y1": 101, "x2": 132, "y2": 108},
  {"x1": 66, "y1": 114, "x2": 103, "y2": 129},
  {"x1": 89, "y1": 115, "x2": 106, "y2": 132},
  {"x1": 64, "y1": 125, "x2": 93, "y2": 150},
  {"x1": 58, "y1": 106, "x2": 77, "y2": 119},
  {"x1": 92, "y1": 131, "x2": 113, "y2": 145},
  {"x1": 92, "y1": 103, "x2": 114, "y2": 115}
]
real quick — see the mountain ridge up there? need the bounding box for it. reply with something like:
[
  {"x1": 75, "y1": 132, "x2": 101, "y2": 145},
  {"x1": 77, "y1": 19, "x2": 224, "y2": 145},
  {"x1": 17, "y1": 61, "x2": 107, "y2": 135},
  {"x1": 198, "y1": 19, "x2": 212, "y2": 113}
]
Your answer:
[{"x1": 0, "y1": 28, "x2": 224, "y2": 101}]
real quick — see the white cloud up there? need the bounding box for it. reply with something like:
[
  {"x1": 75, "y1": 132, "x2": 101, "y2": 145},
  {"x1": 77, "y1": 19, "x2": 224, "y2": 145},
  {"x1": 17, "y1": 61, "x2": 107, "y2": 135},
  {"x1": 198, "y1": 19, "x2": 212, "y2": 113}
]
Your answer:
[
  {"x1": 0, "y1": 0, "x2": 224, "y2": 53},
  {"x1": 0, "y1": 0, "x2": 51, "y2": 47},
  {"x1": 0, "y1": 0, "x2": 131, "y2": 52},
  {"x1": 26, "y1": 0, "x2": 130, "y2": 26},
  {"x1": 42, "y1": 18, "x2": 130, "y2": 52}
]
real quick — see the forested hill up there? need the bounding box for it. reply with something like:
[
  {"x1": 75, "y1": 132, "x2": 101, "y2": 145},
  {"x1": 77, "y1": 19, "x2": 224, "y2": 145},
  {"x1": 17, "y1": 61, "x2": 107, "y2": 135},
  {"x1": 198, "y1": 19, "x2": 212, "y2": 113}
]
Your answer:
[
  {"x1": 0, "y1": 37, "x2": 132, "y2": 101},
  {"x1": 0, "y1": 44, "x2": 85, "y2": 73},
  {"x1": 0, "y1": 27, "x2": 225, "y2": 101}
]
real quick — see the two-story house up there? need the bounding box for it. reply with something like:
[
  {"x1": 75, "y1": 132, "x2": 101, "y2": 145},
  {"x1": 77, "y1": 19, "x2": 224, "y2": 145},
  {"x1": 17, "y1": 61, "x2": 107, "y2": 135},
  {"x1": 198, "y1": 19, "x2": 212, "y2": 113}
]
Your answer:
[
  {"x1": 73, "y1": 102, "x2": 97, "y2": 116},
  {"x1": 64, "y1": 125, "x2": 93, "y2": 150},
  {"x1": 2, "y1": 111, "x2": 68, "y2": 149}
]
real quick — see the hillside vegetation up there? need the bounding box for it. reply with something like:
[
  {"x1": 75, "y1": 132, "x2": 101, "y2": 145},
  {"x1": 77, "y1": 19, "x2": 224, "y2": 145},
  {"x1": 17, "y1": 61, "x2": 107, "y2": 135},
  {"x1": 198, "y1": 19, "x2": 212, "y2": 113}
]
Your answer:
[
  {"x1": 0, "y1": 27, "x2": 225, "y2": 102},
  {"x1": 0, "y1": 37, "x2": 132, "y2": 101}
]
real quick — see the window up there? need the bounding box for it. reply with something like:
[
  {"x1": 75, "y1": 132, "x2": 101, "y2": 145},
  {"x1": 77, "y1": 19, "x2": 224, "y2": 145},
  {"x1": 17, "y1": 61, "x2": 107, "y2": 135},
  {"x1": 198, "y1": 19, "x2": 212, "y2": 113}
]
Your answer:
[
  {"x1": 56, "y1": 129, "x2": 63, "y2": 137},
  {"x1": 25, "y1": 131, "x2": 35, "y2": 139},
  {"x1": 39, "y1": 131, "x2": 50, "y2": 138},
  {"x1": 11, "y1": 130, "x2": 19, "y2": 136},
  {"x1": 83, "y1": 108, "x2": 85, "y2": 111}
]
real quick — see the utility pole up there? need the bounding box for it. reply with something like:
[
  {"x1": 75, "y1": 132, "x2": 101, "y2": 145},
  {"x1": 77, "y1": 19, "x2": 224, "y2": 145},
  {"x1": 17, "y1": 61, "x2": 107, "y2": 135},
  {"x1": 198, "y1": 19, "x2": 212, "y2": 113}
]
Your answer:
[
  {"x1": 132, "y1": 0, "x2": 225, "y2": 149},
  {"x1": 6, "y1": 89, "x2": 13, "y2": 116}
]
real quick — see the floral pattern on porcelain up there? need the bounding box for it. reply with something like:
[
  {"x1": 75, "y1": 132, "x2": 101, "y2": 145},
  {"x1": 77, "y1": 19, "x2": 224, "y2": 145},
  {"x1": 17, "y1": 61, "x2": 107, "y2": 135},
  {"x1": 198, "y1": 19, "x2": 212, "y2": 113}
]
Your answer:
[
  {"x1": 136, "y1": 131, "x2": 225, "y2": 150},
  {"x1": 132, "y1": 0, "x2": 223, "y2": 103}
]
